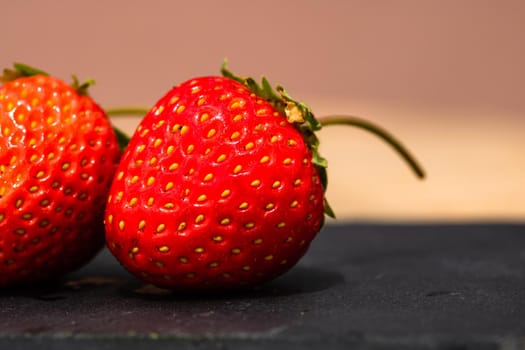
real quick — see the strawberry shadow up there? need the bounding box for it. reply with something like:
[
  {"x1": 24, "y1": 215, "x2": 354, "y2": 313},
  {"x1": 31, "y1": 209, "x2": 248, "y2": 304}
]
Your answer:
[
  {"x1": 258, "y1": 265, "x2": 345, "y2": 295},
  {"x1": 121, "y1": 265, "x2": 345, "y2": 301},
  {"x1": 0, "y1": 280, "x2": 67, "y2": 301},
  {"x1": 0, "y1": 275, "x2": 127, "y2": 302},
  {"x1": 0, "y1": 265, "x2": 343, "y2": 302},
  {"x1": 0, "y1": 266, "x2": 344, "y2": 335}
]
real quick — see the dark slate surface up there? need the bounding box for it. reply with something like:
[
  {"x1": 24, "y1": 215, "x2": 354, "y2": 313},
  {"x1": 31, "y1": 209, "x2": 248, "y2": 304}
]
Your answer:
[{"x1": 1, "y1": 223, "x2": 525, "y2": 350}]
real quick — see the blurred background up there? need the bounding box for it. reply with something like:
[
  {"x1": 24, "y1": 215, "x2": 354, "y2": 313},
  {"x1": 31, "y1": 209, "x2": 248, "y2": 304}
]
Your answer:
[{"x1": 3, "y1": 0, "x2": 523, "y2": 222}]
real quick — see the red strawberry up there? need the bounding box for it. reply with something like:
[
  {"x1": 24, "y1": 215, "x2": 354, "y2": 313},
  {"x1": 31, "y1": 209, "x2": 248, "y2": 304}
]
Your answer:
[
  {"x1": 0, "y1": 63, "x2": 121, "y2": 287},
  {"x1": 104, "y1": 64, "x2": 424, "y2": 291}
]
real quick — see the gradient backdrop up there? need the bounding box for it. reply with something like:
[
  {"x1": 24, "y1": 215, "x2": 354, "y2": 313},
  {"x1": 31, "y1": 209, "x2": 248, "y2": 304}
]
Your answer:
[{"x1": 3, "y1": 0, "x2": 524, "y2": 222}]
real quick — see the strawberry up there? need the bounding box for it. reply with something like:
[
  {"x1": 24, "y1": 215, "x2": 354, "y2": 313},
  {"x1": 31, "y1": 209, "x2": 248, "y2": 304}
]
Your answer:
[
  {"x1": 0, "y1": 63, "x2": 121, "y2": 287},
  {"x1": 104, "y1": 63, "x2": 424, "y2": 291}
]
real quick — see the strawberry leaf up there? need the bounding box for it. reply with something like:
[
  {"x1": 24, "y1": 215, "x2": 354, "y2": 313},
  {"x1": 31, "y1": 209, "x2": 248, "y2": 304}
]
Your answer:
[
  {"x1": 1, "y1": 63, "x2": 49, "y2": 83},
  {"x1": 71, "y1": 75, "x2": 95, "y2": 96},
  {"x1": 13, "y1": 63, "x2": 49, "y2": 77}
]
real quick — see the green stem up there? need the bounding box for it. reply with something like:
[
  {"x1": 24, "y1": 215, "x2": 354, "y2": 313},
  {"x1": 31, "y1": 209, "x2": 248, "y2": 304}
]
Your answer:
[
  {"x1": 106, "y1": 107, "x2": 150, "y2": 117},
  {"x1": 318, "y1": 115, "x2": 425, "y2": 179}
]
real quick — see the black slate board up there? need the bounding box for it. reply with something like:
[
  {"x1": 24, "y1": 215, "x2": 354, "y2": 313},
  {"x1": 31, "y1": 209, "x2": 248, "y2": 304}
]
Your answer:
[{"x1": 1, "y1": 223, "x2": 524, "y2": 350}]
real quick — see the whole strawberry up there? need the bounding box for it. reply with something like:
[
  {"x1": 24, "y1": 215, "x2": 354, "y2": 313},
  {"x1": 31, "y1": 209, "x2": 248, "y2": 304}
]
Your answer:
[
  {"x1": 105, "y1": 64, "x2": 424, "y2": 291},
  {"x1": 0, "y1": 64, "x2": 121, "y2": 287}
]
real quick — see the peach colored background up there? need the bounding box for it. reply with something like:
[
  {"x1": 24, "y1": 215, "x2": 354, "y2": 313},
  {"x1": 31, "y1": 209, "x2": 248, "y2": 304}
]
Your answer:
[{"x1": 3, "y1": 0, "x2": 524, "y2": 222}]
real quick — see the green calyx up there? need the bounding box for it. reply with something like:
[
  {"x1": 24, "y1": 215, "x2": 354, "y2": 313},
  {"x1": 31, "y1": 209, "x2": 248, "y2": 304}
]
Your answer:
[
  {"x1": 0, "y1": 63, "x2": 49, "y2": 82},
  {"x1": 0, "y1": 62, "x2": 94, "y2": 96},
  {"x1": 71, "y1": 75, "x2": 95, "y2": 97},
  {"x1": 221, "y1": 61, "x2": 334, "y2": 217}
]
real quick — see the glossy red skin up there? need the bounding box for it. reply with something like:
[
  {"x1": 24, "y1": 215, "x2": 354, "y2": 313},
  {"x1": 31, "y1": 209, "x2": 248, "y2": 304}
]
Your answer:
[
  {"x1": 105, "y1": 76, "x2": 325, "y2": 291},
  {"x1": 0, "y1": 75, "x2": 121, "y2": 287}
]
